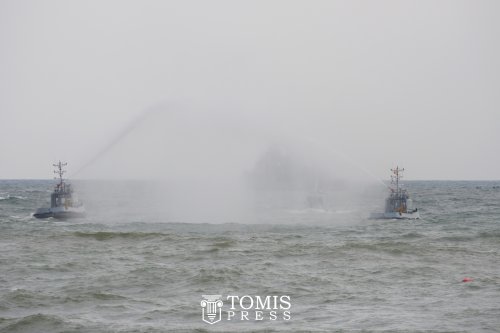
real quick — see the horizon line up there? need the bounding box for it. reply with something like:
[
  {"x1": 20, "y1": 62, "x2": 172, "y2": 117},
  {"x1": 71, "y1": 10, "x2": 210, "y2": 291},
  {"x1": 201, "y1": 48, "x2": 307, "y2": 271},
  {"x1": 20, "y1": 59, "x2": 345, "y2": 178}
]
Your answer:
[{"x1": 1, "y1": 178, "x2": 500, "y2": 182}]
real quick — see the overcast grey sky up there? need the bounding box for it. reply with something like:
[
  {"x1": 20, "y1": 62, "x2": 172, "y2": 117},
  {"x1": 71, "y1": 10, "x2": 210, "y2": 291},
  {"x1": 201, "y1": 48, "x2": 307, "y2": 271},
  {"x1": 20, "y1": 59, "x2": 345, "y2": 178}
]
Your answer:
[{"x1": 1, "y1": 0, "x2": 499, "y2": 180}]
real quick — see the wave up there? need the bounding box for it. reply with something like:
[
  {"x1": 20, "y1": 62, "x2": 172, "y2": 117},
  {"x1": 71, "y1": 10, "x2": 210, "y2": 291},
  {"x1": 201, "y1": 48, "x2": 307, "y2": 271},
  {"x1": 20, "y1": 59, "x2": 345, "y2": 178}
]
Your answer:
[
  {"x1": 0, "y1": 289, "x2": 64, "y2": 310},
  {"x1": 64, "y1": 291, "x2": 129, "y2": 302},
  {"x1": 0, "y1": 313, "x2": 74, "y2": 333},
  {"x1": 436, "y1": 231, "x2": 500, "y2": 241},
  {"x1": 211, "y1": 237, "x2": 237, "y2": 249},
  {"x1": 437, "y1": 235, "x2": 475, "y2": 242},
  {"x1": 190, "y1": 266, "x2": 244, "y2": 285},
  {"x1": 477, "y1": 231, "x2": 500, "y2": 239},
  {"x1": 338, "y1": 241, "x2": 422, "y2": 255},
  {"x1": 401, "y1": 232, "x2": 425, "y2": 239},
  {"x1": 0, "y1": 195, "x2": 27, "y2": 201},
  {"x1": 72, "y1": 231, "x2": 173, "y2": 241}
]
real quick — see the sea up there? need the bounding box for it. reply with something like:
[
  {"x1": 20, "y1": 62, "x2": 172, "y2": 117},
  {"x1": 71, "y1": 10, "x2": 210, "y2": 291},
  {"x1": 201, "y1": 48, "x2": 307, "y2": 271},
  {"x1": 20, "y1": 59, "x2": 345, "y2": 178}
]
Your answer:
[{"x1": 0, "y1": 180, "x2": 499, "y2": 332}]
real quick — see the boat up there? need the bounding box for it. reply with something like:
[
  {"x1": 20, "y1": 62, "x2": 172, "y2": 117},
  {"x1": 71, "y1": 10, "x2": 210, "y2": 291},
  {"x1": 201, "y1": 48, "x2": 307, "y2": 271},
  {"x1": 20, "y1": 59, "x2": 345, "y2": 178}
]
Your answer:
[
  {"x1": 33, "y1": 162, "x2": 86, "y2": 219},
  {"x1": 371, "y1": 167, "x2": 420, "y2": 220}
]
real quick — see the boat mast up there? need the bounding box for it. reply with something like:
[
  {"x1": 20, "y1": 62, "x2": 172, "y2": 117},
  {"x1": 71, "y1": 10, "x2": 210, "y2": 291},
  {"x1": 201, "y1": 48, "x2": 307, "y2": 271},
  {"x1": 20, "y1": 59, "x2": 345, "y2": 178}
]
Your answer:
[
  {"x1": 53, "y1": 161, "x2": 67, "y2": 186},
  {"x1": 391, "y1": 166, "x2": 404, "y2": 193}
]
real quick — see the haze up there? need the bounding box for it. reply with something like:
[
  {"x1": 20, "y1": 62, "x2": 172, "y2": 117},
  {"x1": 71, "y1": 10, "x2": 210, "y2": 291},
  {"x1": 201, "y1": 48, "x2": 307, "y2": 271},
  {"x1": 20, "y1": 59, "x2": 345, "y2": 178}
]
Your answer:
[{"x1": 1, "y1": 0, "x2": 499, "y2": 180}]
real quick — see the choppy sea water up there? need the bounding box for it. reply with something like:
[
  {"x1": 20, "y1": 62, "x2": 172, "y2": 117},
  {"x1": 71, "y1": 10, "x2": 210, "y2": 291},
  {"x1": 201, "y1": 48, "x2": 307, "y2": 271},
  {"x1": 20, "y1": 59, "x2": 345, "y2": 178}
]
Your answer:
[{"x1": 0, "y1": 180, "x2": 499, "y2": 332}]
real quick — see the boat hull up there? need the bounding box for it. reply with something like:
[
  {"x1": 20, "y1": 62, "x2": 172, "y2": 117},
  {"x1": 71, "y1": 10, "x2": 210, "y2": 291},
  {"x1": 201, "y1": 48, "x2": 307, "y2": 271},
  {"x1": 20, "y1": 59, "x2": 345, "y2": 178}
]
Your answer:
[
  {"x1": 33, "y1": 207, "x2": 86, "y2": 219},
  {"x1": 370, "y1": 211, "x2": 420, "y2": 220}
]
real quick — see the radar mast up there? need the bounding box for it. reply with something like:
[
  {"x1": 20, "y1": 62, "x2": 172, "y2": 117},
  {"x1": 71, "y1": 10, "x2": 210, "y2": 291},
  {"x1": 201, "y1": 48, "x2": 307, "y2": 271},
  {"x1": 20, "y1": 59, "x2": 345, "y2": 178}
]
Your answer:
[
  {"x1": 390, "y1": 166, "x2": 404, "y2": 193},
  {"x1": 53, "y1": 161, "x2": 67, "y2": 186}
]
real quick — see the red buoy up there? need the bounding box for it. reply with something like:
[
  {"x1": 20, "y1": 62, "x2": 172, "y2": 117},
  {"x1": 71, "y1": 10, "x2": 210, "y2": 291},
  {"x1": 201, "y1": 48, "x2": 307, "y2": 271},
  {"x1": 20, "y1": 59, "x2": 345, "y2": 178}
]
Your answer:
[{"x1": 462, "y1": 277, "x2": 473, "y2": 282}]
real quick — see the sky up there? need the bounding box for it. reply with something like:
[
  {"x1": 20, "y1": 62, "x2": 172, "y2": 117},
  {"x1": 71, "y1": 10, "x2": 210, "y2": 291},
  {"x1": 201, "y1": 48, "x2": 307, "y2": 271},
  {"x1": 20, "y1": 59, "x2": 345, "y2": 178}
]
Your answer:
[{"x1": 1, "y1": 0, "x2": 499, "y2": 180}]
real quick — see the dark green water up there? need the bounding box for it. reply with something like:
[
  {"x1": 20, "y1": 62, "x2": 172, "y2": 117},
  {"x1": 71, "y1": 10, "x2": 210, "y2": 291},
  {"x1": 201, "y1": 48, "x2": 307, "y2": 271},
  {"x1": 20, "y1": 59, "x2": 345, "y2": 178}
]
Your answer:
[{"x1": 1, "y1": 180, "x2": 499, "y2": 332}]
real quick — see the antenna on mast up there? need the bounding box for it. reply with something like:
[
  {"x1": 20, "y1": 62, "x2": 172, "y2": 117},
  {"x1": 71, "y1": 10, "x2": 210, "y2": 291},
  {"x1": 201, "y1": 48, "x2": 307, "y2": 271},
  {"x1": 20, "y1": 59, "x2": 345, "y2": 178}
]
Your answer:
[
  {"x1": 390, "y1": 166, "x2": 404, "y2": 192},
  {"x1": 53, "y1": 161, "x2": 67, "y2": 185}
]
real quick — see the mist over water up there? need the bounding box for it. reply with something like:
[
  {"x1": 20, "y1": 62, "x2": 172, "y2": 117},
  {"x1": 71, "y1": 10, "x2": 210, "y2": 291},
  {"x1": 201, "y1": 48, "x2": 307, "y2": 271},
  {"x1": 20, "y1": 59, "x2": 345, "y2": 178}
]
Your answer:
[{"x1": 71, "y1": 101, "x2": 383, "y2": 224}]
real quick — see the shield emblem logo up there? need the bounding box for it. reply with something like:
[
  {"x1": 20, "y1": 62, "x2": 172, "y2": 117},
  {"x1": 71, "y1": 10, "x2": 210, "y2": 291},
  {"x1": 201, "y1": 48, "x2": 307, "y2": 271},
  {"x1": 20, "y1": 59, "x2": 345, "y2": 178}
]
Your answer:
[{"x1": 201, "y1": 295, "x2": 223, "y2": 324}]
